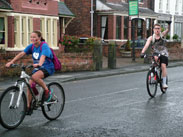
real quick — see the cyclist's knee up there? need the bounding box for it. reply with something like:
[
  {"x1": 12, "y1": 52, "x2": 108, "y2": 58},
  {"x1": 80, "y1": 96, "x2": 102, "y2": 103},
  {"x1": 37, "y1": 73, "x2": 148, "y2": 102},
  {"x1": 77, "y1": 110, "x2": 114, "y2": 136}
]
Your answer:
[
  {"x1": 161, "y1": 63, "x2": 167, "y2": 69},
  {"x1": 31, "y1": 75, "x2": 42, "y2": 82}
]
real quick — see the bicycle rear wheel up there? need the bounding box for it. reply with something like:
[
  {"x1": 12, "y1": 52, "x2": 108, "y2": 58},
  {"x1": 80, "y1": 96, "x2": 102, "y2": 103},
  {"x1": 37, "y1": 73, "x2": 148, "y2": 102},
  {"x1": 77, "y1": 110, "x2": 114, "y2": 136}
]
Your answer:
[
  {"x1": 146, "y1": 70, "x2": 158, "y2": 98},
  {"x1": 41, "y1": 82, "x2": 65, "y2": 120},
  {"x1": 0, "y1": 86, "x2": 27, "y2": 129}
]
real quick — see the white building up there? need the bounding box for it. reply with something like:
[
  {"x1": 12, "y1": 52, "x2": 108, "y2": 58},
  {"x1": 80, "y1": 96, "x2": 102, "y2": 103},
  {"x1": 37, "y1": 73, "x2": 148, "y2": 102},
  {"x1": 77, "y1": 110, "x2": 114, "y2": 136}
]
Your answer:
[{"x1": 154, "y1": 0, "x2": 183, "y2": 40}]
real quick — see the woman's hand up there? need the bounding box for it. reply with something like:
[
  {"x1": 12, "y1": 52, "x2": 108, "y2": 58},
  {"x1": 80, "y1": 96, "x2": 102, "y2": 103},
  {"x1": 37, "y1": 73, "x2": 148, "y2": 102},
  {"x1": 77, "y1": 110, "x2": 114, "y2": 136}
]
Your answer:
[
  {"x1": 33, "y1": 64, "x2": 41, "y2": 68},
  {"x1": 5, "y1": 61, "x2": 14, "y2": 68}
]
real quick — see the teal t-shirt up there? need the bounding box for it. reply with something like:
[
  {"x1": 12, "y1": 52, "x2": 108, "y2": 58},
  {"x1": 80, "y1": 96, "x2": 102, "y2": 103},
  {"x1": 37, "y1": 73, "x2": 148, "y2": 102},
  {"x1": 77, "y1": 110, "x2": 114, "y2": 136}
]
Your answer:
[{"x1": 24, "y1": 42, "x2": 55, "y2": 75}]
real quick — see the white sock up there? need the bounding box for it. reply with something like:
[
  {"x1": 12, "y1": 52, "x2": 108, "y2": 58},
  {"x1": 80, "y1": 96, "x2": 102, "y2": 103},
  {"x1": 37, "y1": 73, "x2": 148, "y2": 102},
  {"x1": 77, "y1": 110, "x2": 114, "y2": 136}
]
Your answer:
[{"x1": 163, "y1": 77, "x2": 166, "y2": 85}]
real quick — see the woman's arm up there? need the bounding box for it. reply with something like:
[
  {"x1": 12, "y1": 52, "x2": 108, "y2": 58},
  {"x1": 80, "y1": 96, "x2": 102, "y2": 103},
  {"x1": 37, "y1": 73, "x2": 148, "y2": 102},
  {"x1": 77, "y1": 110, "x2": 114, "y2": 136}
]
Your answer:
[
  {"x1": 33, "y1": 55, "x2": 46, "y2": 68},
  {"x1": 5, "y1": 51, "x2": 26, "y2": 67}
]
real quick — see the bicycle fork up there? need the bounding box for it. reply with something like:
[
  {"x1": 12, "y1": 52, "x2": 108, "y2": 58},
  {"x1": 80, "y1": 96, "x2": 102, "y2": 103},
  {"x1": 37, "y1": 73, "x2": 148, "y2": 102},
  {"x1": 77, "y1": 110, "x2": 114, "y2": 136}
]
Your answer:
[{"x1": 9, "y1": 82, "x2": 24, "y2": 109}]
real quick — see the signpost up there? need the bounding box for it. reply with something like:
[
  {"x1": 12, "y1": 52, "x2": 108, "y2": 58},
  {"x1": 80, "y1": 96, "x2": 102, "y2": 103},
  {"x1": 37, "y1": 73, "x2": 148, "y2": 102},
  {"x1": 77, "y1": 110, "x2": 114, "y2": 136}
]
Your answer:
[
  {"x1": 128, "y1": 0, "x2": 139, "y2": 62},
  {"x1": 129, "y1": 0, "x2": 139, "y2": 16}
]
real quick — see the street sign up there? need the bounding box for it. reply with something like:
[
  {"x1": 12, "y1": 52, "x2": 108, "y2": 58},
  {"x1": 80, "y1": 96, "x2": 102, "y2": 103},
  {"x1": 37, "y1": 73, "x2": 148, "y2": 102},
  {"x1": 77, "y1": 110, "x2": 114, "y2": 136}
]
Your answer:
[{"x1": 128, "y1": 0, "x2": 139, "y2": 16}]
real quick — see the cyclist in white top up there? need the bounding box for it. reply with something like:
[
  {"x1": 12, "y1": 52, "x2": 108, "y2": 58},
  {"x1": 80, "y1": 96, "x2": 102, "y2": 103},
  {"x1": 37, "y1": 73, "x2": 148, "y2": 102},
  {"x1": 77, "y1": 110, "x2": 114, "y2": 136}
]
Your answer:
[{"x1": 141, "y1": 21, "x2": 171, "y2": 89}]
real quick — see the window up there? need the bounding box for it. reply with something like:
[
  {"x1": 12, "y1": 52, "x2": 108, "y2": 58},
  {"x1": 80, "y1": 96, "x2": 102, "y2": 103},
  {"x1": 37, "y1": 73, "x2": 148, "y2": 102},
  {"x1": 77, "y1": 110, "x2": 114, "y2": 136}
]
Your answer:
[
  {"x1": 101, "y1": 16, "x2": 108, "y2": 39},
  {"x1": 14, "y1": 17, "x2": 19, "y2": 47},
  {"x1": 175, "y1": 0, "x2": 179, "y2": 13},
  {"x1": 52, "y1": 19, "x2": 57, "y2": 47},
  {"x1": 166, "y1": 0, "x2": 170, "y2": 12},
  {"x1": 21, "y1": 17, "x2": 25, "y2": 47},
  {"x1": 124, "y1": 16, "x2": 128, "y2": 39},
  {"x1": 159, "y1": 0, "x2": 163, "y2": 12},
  {"x1": 28, "y1": 17, "x2": 33, "y2": 44},
  {"x1": 40, "y1": 18, "x2": 57, "y2": 47},
  {"x1": 0, "y1": 17, "x2": 5, "y2": 44},
  {"x1": 146, "y1": 18, "x2": 151, "y2": 37},
  {"x1": 14, "y1": 18, "x2": 17, "y2": 46},
  {"x1": 137, "y1": 19, "x2": 143, "y2": 39},
  {"x1": 46, "y1": 19, "x2": 51, "y2": 45},
  {"x1": 182, "y1": 0, "x2": 183, "y2": 14},
  {"x1": 116, "y1": 16, "x2": 121, "y2": 39},
  {"x1": 174, "y1": 22, "x2": 181, "y2": 38}
]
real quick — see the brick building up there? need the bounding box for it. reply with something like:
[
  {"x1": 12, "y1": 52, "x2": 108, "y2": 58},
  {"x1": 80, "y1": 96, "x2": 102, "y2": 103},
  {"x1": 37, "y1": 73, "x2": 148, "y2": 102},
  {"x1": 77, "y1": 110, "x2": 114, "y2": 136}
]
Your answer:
[
  {"x1": 65, "y1": 0, "x2": 158, "y2": 45},
  {"x1": 0, "y1": 0, "x2": 74, "y2": 52}
]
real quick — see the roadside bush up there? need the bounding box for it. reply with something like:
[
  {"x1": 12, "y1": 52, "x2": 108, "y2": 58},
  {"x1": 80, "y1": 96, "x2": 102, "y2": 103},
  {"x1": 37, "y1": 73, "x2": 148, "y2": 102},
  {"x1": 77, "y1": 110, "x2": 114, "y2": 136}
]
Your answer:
[
  {"x1": 166, "y1": 34, "x2": 170, "y2": 40},
  {"x1": 62, "y1": 35, "x2": 101, "y2": 53},
  {"x1": 125, "y1": 39, "x2": 131, "y2": 51},
  {"x1": 62, "y1": 35, "x2": 79, "y2": 52},
  {"x1": 173, "y1": 34, "x2": 179, "y2": 41}
]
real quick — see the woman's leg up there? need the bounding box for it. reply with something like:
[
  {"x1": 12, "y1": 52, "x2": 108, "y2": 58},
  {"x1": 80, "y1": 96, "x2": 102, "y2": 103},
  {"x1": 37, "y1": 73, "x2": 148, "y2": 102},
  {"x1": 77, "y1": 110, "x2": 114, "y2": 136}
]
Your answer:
[
  {"x1": 31, "y1": 70, "x2": 48, "y2": 90},
  {"x1": 27, "y1": 70, "x2": 48, "y2": 108},
  {"x1": 27, "y1": 79, "x2": 34, "y2": 109}
]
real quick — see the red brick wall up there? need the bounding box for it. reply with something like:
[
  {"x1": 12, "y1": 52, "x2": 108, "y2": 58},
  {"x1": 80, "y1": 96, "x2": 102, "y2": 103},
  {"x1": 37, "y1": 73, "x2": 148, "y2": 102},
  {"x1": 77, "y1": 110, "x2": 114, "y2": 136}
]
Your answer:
[
  {"x1": 9, "y1": 0, "x2": 58, "y2": 16},
  {"x1": 60, "y1": 53, "x2": 94, "y2": 72},
  {"x1": 96, "y1": 15, "x2": 101, "y2": 38},
  {"x1": 108, "y1": 15, "x2": 116, "y2": 39},
  {"x1": 0, "y1": 52, "x2": 94, "y2": 77},
  {"x1": 7, "y1": 16, "x2": 14, "y2": 48},
  {"x1": 64, "y1": 0, "x2": 91, "y2": 36}
]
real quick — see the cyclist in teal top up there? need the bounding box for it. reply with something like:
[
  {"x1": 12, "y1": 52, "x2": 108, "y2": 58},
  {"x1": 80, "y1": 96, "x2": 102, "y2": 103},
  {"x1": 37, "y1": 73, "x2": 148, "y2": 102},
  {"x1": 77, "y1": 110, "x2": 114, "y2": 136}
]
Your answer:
[{"x1": 6, "y1": 30, "x2": 54, "y2": 115}]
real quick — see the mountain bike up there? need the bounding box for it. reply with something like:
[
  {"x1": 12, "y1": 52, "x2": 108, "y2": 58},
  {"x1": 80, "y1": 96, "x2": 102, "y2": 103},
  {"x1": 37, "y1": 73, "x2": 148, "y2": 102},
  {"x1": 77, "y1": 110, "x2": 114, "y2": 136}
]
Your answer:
[
  {"x1": 144, "y1": 54, "x2": 168, "y2": 98},
  {"x1": 0, "y1": 64, "x2": 65, "y2": 129}
]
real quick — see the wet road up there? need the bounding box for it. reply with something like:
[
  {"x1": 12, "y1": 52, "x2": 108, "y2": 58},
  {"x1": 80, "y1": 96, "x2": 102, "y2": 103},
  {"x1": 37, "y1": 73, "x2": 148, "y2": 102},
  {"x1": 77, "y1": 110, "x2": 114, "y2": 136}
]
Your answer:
[{"x1": 1, "y1": 66, "x2": 183, "y2": 137}]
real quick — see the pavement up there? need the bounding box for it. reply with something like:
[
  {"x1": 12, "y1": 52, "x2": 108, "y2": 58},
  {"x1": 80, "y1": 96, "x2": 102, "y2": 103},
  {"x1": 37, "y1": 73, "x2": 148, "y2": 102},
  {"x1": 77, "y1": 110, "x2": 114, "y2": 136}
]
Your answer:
[{"x1": 0, "y1": 57, "x2": 183, "y2": 91}]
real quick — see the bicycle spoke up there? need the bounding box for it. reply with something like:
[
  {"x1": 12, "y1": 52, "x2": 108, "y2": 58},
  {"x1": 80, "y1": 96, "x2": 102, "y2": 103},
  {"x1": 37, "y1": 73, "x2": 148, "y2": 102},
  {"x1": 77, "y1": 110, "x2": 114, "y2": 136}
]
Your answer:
[
  {"x1": 0, "y1": 86, "x2": 26, "y2": 129},
  {"x1": 41, "y1": 82, "x2": 65, "y2": 120}
]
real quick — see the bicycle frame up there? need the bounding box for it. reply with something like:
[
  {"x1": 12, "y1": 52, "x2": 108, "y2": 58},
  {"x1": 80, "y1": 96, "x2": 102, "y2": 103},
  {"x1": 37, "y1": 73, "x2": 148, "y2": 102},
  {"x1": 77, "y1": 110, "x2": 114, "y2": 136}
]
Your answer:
[
  {"x1": 149, "y1": 56, "x2": 162, "y2": 83},
  {"x1": 11, "y1": 68, "x2": 37, "y2": 109}
]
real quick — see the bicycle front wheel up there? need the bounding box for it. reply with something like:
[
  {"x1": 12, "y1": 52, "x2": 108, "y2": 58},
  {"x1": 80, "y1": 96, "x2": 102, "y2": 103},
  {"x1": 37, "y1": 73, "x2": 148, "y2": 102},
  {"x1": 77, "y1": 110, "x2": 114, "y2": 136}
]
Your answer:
[
  {"x1": 42, "y1": 82, "x2": 65, "y2": 120},
  {"x1": 146, "y1": 70, "x2": 158, "y2": 98},
  {"x1": 0, "y1": 86, "x2": 27, "y2": 129}
]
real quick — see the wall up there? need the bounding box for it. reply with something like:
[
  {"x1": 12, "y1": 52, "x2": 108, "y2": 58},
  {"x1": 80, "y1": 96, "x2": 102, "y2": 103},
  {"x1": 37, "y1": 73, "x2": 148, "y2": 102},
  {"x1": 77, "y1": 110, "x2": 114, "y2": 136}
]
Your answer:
[
  {"x1": 103, "y1": 42, "x2": 183, "y2": 61},
  {"x1": 0, "y1": 52, "x2": 94, "y2": 77},
  {"x1": 10, "y1": 0, "x2": 58, "y2": 16},
  {"x1": 64, "y1": 0, "x2": 91, "y2": 36}
]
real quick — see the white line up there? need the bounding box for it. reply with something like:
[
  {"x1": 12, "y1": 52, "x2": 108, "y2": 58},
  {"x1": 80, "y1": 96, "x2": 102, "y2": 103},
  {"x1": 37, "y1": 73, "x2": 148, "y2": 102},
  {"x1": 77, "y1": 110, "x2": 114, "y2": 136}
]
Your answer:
[{"x1": 66, "y1": 88, "x2": 138, "y2": 103}]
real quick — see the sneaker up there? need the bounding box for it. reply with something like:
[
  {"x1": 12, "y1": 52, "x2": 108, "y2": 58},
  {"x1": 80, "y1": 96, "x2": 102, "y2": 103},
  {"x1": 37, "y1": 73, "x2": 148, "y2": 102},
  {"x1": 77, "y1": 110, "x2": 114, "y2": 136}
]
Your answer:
[
  {"x1": 26, "y1": 107, "x2": 33, "y2": 115},
  {"x1": 163, "y1": 84, "x2": 168, "y2": 89},
  {"x1": 44, "y1": 90, "x2": 53, "y2": 102}
]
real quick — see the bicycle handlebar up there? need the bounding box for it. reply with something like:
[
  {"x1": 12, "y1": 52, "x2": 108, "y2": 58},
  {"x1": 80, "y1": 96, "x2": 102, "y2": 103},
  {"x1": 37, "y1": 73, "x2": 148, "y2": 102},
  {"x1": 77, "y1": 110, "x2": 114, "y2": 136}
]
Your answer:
[{"x1": 10, "y1": 64, "x2": 33, "y2": 70}]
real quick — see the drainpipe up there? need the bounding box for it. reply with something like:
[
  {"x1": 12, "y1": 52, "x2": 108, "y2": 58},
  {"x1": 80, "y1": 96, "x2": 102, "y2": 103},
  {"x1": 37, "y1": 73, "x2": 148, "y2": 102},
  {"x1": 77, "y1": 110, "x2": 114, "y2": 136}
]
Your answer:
[{"x1": 90, "y1": 0, "x2": 94, "y2": 37}]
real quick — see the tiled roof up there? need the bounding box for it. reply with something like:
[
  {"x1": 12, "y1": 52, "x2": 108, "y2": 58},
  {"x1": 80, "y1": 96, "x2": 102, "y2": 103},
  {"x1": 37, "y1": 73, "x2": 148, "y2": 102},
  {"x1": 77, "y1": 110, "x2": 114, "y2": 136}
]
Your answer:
[
  {"x1": 58, "y1": 2, "x2": 75, "y2": 17},
  {"x1": 0, "y1": 0, "x2": 12, "y2": 11},
  {"x1": 98, "y1": 0, "x2": 158, "y2": 17}
]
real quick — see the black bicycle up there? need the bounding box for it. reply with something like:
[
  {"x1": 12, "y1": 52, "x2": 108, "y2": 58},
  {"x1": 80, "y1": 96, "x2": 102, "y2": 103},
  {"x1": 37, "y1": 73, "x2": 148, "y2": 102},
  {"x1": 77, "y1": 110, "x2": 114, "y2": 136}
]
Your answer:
[
  {"x1": 144, "y1": 54, "x2": 168, "y2": 98},
  {"x1": 0, "y1": 64, "x2": 65, "y2": 129}
]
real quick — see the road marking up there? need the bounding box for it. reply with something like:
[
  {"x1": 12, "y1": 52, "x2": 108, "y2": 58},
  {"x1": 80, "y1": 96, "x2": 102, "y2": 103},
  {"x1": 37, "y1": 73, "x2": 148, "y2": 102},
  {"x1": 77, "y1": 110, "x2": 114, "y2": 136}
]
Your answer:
[{"x1": 66, "y1": 88, "x2": 138, "y2": 103}]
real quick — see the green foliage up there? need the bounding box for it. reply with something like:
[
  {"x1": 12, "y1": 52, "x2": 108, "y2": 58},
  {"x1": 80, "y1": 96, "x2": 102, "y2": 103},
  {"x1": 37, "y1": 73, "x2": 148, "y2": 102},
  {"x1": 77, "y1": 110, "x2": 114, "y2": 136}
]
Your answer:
[
  {"x1": 62, "y1": 35, "x2": 101, "y2": 53},
  {"x1": 61, "y1": 35, "x2": 79, "y2": 52},
  {"x1": 161, "y1": 27, "x2": 165, "y2": 32},
  {"x1": 173, "y1": 34, "x2": 179, "y2": 40},
  {"x1": 0, "y1": 47, "x2": 6, "y2": 53},
  {"x1": 166, "y1": 34, "x2": 170, "y2": 40},
  {"x1": 125, "y1": 39, "x2": 131, "y2": 51}
]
